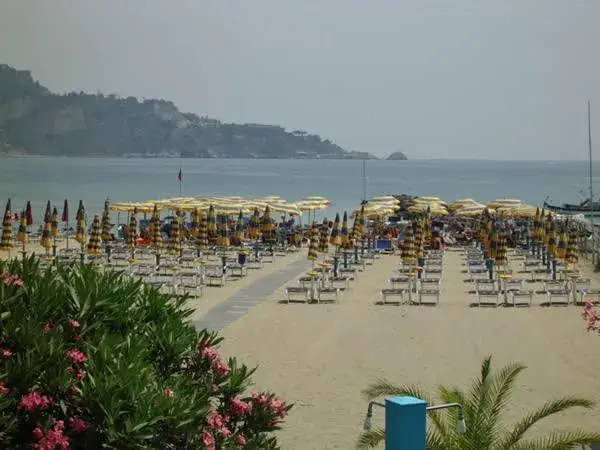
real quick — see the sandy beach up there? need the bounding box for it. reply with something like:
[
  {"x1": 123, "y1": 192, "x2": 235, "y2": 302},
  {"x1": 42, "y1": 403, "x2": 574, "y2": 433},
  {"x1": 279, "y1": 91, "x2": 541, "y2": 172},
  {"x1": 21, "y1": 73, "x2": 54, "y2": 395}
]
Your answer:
[{"x1": 214, "y1": 248, "x2": 600, "y2": 449}]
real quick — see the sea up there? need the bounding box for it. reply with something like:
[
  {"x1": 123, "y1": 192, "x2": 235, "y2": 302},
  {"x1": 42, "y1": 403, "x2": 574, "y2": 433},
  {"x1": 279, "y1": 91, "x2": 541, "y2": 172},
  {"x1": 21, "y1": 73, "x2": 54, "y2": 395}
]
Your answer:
[{"x1": 0, "y1": 157, "x2": 597, "y2": 222}]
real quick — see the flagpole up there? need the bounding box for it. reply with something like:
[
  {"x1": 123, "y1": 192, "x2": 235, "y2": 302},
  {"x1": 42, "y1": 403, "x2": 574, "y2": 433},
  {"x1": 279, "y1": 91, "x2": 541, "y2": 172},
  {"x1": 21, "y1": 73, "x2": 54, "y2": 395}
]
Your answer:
[{"x1": 178, "y1": 164, "x2": 183, "y2": 196}]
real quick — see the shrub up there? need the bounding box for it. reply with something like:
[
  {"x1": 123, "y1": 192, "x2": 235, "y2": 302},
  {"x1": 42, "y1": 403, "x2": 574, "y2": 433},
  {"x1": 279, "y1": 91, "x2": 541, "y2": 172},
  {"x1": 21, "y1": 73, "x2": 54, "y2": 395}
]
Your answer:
[{"x1": 0, "y1": 257, "x2": 291, "y2": 449}]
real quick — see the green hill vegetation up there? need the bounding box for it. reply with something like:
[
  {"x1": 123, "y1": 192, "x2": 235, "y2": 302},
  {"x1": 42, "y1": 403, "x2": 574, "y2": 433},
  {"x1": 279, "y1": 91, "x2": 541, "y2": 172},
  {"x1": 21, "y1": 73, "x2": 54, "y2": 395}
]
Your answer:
[{"x1": 0, "y1": 64, "x2": 376, "y2": 159}]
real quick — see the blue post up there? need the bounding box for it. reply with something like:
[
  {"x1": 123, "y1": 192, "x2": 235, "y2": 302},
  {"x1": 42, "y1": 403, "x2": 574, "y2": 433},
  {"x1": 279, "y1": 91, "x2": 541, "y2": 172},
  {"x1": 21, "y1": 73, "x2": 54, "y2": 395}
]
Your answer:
[{"x1": 385, "y1": 396, "x2": 427, "y2": 450}]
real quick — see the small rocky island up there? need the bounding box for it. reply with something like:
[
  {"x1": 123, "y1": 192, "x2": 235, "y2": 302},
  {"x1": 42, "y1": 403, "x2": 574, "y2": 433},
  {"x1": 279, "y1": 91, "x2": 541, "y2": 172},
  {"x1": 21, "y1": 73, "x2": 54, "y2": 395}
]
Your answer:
[{"x1": 386, "y1": 151, "x2": 408, "y2": 160}]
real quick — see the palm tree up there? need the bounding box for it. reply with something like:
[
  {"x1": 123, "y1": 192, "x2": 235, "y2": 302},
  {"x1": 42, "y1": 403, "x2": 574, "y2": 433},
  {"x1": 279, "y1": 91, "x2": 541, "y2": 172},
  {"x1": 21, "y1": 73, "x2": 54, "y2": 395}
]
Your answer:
[{"x1": 357, "y1": 356, "x2": 600, "y2": 449}]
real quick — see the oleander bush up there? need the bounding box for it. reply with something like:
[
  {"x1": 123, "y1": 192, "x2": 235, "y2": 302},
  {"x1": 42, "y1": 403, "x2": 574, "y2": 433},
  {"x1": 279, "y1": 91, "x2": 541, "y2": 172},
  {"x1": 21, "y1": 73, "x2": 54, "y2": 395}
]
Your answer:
[{"x1": 0, "y1": 257, "x2": 291, "y2": 449}]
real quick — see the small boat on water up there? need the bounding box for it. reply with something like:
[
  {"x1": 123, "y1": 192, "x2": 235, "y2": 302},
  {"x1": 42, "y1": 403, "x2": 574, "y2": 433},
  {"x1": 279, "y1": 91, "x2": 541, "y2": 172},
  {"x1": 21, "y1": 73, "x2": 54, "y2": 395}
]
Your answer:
[{"x1": 543, "y1": 197, "x2": 600, "y2": 217}]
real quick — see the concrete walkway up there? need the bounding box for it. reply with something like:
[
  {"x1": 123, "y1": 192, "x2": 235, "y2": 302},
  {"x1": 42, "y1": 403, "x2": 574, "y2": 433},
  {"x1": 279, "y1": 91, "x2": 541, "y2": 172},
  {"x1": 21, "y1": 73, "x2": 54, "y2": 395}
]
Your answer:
[{"x1": 194, "y1": 257, "x2": 310, "y2": 332}]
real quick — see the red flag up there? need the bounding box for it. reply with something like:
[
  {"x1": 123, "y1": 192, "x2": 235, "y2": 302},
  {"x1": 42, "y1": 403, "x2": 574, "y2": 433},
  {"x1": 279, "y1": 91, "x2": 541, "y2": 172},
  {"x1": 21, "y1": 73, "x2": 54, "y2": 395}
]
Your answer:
[{"x1": 177, "y1": 168, "x2": 182, "y2": 182}]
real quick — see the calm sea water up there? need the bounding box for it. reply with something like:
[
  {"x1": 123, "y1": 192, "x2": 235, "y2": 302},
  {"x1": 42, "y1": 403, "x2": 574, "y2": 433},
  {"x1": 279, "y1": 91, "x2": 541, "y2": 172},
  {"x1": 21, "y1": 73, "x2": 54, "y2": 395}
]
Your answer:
[{"x1": 0, "y1": 157, "x2": 597, "y2": 222}]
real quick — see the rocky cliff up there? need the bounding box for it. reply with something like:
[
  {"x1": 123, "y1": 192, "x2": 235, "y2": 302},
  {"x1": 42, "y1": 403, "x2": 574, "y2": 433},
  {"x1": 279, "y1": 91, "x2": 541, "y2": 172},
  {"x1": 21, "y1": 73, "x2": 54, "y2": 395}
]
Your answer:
[{"x1": 0, "y1": 65, "x2": 376, "y2": 159}]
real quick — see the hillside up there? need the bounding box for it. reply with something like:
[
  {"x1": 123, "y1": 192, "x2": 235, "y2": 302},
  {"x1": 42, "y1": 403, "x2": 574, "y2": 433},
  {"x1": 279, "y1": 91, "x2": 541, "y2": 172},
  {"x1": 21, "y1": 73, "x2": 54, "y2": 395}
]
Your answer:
[
  {"x1": 0, "y1": 65, "x2": 376, "y2": 159},
  {"x1": 386, "y1": 151, "x2": 408, "y2": 160}
]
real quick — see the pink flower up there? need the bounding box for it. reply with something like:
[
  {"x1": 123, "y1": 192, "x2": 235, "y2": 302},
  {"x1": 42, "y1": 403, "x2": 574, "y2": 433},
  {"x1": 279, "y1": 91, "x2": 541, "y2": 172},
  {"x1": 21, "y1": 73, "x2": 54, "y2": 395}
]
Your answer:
[
  {"x1": 230, "y1": 397, "x2": 252, "y2": 417},
  {"x1": 67, "y1": 385, "x2": 79, "y2": 396},
  {"x1": 206, "y1": 412, "x2": 231, "y2": 437},
  {"x1": 32, "y1": 426, "x2": 44, "y2": 441},
  {"x1": 163, "y1": 387, "x2": 174, "y2": 398},
  {"x1": 43, "y1": 323, "x2": 53, "y2": 333},
  {"x1": 1, "y1": 273, "x2": 24, "y2": 287},
  {"x1": 251, "y1": 392, "x2": 269, "y2": 405},
  {"x1": 68, "y1": 416, "x2": 88, "y2": 433},
  {"x1": 1, "y1": 348, "x2": 12, "y2": 357},
  {"x1": 75, "y1": 369, "x2": 87, "y2": 381},
  {"x1": 73, "y1": 334, "x2": 81, "y2": 342},
  {"x1": 70, "y1": 320, "x2": 80, "y2": 329},
  {"x1": 235, "y1": 434, "x2": 247, "y2": 446},
  {"x1": 0, "y1": 384, "x2": 10, "y2": 395},
  {"x1": 67, "y1": 348, "x2": 87, "y2": 363},
  {"x1": 201, "y1": 430, "x2": 215, "y2": 450},
  {"x1": 214, "y1": 361, "x2": 230, "y2": 376},
  {"x1": 19, "y1": 391, "x2": 52, "y2": 412},
  {"x1": 31, "y1": 420, "x2": 69, "y2": 450}
]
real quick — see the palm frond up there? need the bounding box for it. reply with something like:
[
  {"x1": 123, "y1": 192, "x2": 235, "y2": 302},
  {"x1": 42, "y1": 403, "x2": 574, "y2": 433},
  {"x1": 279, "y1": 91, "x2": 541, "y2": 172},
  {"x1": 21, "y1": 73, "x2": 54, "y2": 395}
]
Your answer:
[
  {"x1": 355, "y1": 428, "x2": 385, "y2": 449},
  {"x1": 466, "y1": 356, "x2": 495, "y2": 439},
  {"x1": 510, "y1": 430, "x2": 600, "y2": 450},
  {"x1": 498, "y1": 397, "x2": 595, "y2": 449}
]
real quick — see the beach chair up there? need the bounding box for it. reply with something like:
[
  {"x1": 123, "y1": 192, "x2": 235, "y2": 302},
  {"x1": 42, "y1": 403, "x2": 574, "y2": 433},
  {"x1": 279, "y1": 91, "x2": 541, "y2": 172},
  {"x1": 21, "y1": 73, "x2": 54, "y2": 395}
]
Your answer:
[
  {"x1": 530, "y1": 266, "x2": 550, "y2": 282},
  {"x1": 316, "y1": 287, "x2": 339, "y2": 303},
  {"x1": 285, "y1": 286, "x2": 310, "y2": 303},
  {"x1": 475, "y1": 279, "x2": 497, "y2": 292},
  {"x1": 545, "y1": 281, "x2": 570, "y2": 306},
  {"x1": 177, "y1": 271, "x2": 204, "y2": 298},
  {"x1": 417, "y1": 286, "x2": 440, "y2": 305},
  {"x1": 511, "y1": 290, "x2": 533, "y2": 307},
  {"x1": 228, "y1": 264, "x2": 247, "y2": 278},
  {"x1": 476, "y1": 288, "x2": 500, "y2": 307},
  {"x1": 328, "y1": 275, "x2": 353, "y2": 290},
  {"x1": 206, "y1": 273, "x2": 227, "y2": 287},
  {"x1": 389, "y1": 276, "x2": 412, "y2": 291},
  {"x1": 579, "y1": 288, "x2": 600, "y2": 305},
  {"x1": 380, "y1": 288, "x2": 406, "y2": 305}
]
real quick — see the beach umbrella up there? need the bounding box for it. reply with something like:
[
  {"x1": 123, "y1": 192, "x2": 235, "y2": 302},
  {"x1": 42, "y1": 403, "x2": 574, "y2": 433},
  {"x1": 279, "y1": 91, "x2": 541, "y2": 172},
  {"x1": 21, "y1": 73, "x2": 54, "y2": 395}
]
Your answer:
[
  {"x1": 556, "y1": 223, "x2": 568, "y2": 260},
  {"x1": 87, "y1": 215, "x2": 102, "y2": 254},
  {"x1": 413, "y1": 219, "x2": 424, "y2": 259},
  {"x1": 329, "y1": 213, "x2": 341, "y2": 247},
  {"x1": 248, "y1": 207, "x2": 261, "y2": 240},
  {"x1": 40, "y1": 222, "x2": 52, "y2": 253},
  {"x1": 538, "y1": 208, "x2": 546, "y2": 243},
  {"x1": 43, "y1": 200, "x2": 52, "y2": 225},
  {"x1": 401, "y1": 224, "x2": 415, "y2": 266},
  {"x1": 340, "y1": 211, "x2": 351, "y2": 249},
  {"x1": 0, "y1": 199, "x2": 13, "y2": 252},
  {"x1": 495, "y1": 229, "x2": 508, "y2": 265},
  {"x1": 543, "y1": 212, "x2": 553, "y2": 247},
  {"x1": 488, "y1": 225, "x2": 498, "y2": 260},
  {"x1": 101, "y1": 201, "x2": 112, "y2": 243},
  {"x1": 61, "y1": 199, "x2": 69, "y2": 224},
  {"x1": 318, "y1": 218, "x2": 329, "y2": 253},
  {"x1": 358, "y1": 204, "x2": 366, "y2": 237},
  {"x1": 25, "y1": 201, "x2": 33, "y2": 226},
  {"x1": 127, "y1": 209, "x2": 138, "y2": 250},
  {"x1": 150, "y1": 205, "x2": 163, "y2": 251},
  {"x1": 546, "y1": 217, "x2": 557, "y2": 258},
  {"x1": 168, "y1": 216, "x2": 181, "y2": 255},
  {"x1": 51, "y1": 206, "x2": 59, "y2": 238},
  {"x1": 307, "y1": 221, "x2": 319, "y2": 262},
  {"x1": 74, "y1": 201, "x2": 86, "y2": 245},
  {"x1": 196, "y1": 209, "x2": 208, "y2": 250},
  {"x1": 532, "y1": 207, "x2": 541, "y2": 243},
  {"x1": 350, "y1": 214, "x2": 360, "y2": 243},
  {"x1": 207, "y1": 205, "x2": 217, "y2": 245},
  {"x1": 235, "y1": 210, "x2": 245, "y2": 241},
  {"x1": 261, "y1": 206, "x2": 275, "y2": 243},
  {"x1": 566, "y1": 227, "x2": 578, "y2": 265},
  {"x1": 189, "y1": 208, "x2": 199, "y2": 239},
  {"x1": 16, "y1": 212, "x2": 27, "y2": 245},
  {"x1": 217, "y1": 214, "x2": 230, "y2": 248}
]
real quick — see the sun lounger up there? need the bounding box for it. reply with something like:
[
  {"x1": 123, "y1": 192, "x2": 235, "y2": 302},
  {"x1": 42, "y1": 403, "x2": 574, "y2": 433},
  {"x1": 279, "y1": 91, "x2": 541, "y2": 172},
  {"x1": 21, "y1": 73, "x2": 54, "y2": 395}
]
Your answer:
[
  {"x1": 417, "y1": 287, "x2": 440, "y2": 305},
  {"x1": 206, "y1": 274, "x2": 227, "y2": 287},
  {"x1": 530, "y1": 267, "x2": 550, "y2": 281},
  {"x1": 545, "y1": 281, "x2": 569, "y2": 305},
  {"x1": 511, "y1": 290, "x2": 533, "y2": 307},
  {"x1": 380, "y1": 288, "x2": 406, "y2": 304},
  {"x1": 475, "y1": 279, "x2": 497, "y2": 291},
  {"x1": 228, "y1": 265, "x2": 247, "y2": 278},
  {"x1": 477, "y1": 289, "x2": 500, "y2": 307},
  {"x1": 579, "y1": 288, "x2": 600, "y2": 305},
  {"x1": 284, "y1": 286, "x2": 310, "y2": 303},
  {"x1": 389, "y1": 276, "x2": 412, "y2": 291},
  {"x1": 317, "y1": 287, "x2": 339, "y2": 303}
]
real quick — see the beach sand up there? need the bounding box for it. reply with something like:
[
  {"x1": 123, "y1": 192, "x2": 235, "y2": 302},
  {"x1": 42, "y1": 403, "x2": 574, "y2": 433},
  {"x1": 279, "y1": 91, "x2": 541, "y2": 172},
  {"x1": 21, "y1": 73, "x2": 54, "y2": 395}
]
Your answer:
[{"x1": 217, "y1": 249, "x2": 600, "y2": 449}]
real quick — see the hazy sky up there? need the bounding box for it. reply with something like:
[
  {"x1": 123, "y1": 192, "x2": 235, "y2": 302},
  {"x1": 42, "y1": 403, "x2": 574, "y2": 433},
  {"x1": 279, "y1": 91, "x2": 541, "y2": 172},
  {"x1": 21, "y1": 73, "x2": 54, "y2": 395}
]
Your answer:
[{"x1": 1, "y1": 1, "x2": 598, "y2": 160}]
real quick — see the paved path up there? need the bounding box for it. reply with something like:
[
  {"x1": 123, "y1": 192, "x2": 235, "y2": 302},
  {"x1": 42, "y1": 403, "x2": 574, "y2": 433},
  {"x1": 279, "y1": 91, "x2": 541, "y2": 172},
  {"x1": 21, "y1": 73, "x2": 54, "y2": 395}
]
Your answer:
[{"x1": 194, "y1": 258, "x2": 310, "y2": 332}]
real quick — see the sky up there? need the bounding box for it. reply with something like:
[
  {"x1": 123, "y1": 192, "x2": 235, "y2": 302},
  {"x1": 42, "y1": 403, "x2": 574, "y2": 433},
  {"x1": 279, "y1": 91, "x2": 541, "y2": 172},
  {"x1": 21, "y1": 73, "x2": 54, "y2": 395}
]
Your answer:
[{"x1": 1, "y1": 0, "x2": 599, "y2": 160}]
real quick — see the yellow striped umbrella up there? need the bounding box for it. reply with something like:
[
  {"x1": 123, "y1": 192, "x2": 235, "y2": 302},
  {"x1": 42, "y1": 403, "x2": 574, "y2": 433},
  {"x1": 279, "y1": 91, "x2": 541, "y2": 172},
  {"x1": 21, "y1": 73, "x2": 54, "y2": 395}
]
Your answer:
[
  {"x1": 235, "y1": 210, "x2": 245, "y2": 241},
  {"x1": 16, "y1": 211, "x2": 27, "y2": 245},
  {"x1": 51, "y1": 207, "x2": 59, "y2": 238},
  {"x1": 0, "y1": 199, "x2": 12, "y2": 252},
  {"x1": 488, "y1": 225, "x2": 498, "y2": 260},
  {"x1": 217, "y1": 214, "x2": 230, "y2": 248},
  {"x1": 307, "y1": 222, "x2": 319, "y2": 262},
  {"x1": 101, "y1": 201, "x2": 112, "y2": 243},
  {"x1": 40, "y1": 222, "x2": 52, "y2": 252},
  {"x1": 150, "y1": 205, "x2": 163, "y2": 251},
  {"x1": 318, "y1": 218, "x2": 329, "y2": 253},
  {"x1": 543, "y1": 212, "x2": 553, "y2": 247},
  {"x1": 74, "y1": 201, "x2": 86, "y2": 246},
  {"x1": 340, "y1": 211, "x2": 351, "y2": 249},
  {"x1": 546, "y1": 217, "x2": 557, "y2": 258},
  {"x1": 566, "y1": 227, "x2": 578, "y2": 265},
  {"x1": 127, "y1": 209, "x2": 138, "y2": 250},
  {"x1": 532, "y1": 207, "x2": 541, "y2": 243},
  {"x1": 196, "y1": 210, "x2": 208, "y2": 250},
  {"x1": 556, "y1": 223, "x2": 568, "y2": 260},
  {"x1": 248, "y1": 208, "x2": 261, "y2": 240},
  {"x1": 401, "y1": 224, "x2": 415, "y2": 266},
  {"x1": 207, "y1": 205, "x2": 217, "y2": 245},
  {"x1": 329, "y1": 213, "x2": 341, "y2": 247},
  {"x1": 189, "y1": 208, "x2": 199, "y2": 240},
  {"x1": 261, "y1": 206, "x2": 275, "y2": 243},
  {"x1": 43, "y1": 200, "x2": 52, "y2": 226},
  {"x1": 413, "y1": 219, "x2": 424, "y2": 259},
  {"x1": 495, "y1": 229, "x2": 508, "y2": 265},
  {"x1": 168, "y1": 216, "x2": 181, "y2": 255},
  {"x1": 87, "y1": 215, "x2": 102, "y2": 254}
]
